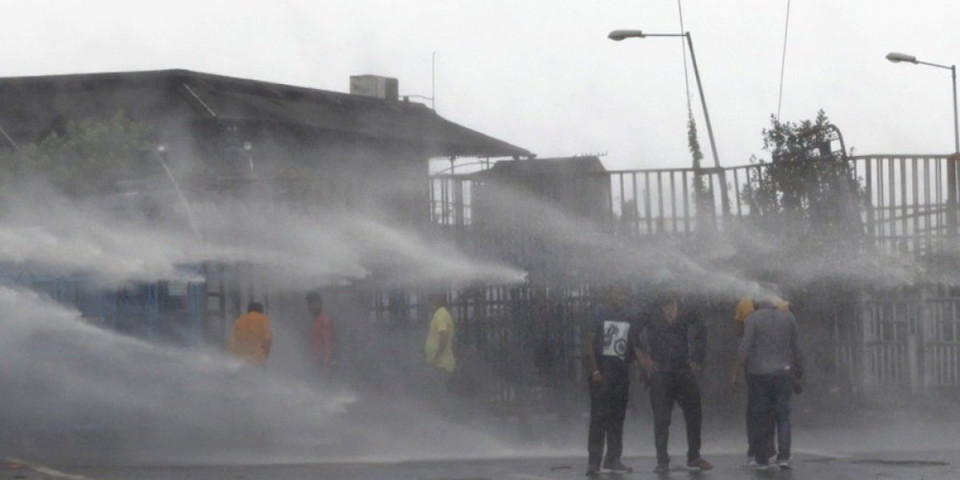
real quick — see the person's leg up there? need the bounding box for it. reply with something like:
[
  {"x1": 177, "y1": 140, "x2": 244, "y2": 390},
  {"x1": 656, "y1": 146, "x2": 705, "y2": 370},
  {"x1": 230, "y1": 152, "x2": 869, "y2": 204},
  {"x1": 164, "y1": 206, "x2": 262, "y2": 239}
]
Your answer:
[
  {"x1": 745, "y1": 374, "x2": 773, "y2": 465},
  {"x1": 759, "y1": 375, "x2": 779, "y2": 463},
  {"x1": 603, "y1": 375, "x2": 629, "y2": 466},
  {"x1": 649, "y1": 372, "x2": 673, "y2": 466},
  {"x1": 675, "y1": 369, "x2": 703, "y2": 463},
  {"x1": 586, "y1": 380, "x2": 605, "y2": 472},
  {"x1": 773, "y1": 373, "x2": 793, "y2": 462}
]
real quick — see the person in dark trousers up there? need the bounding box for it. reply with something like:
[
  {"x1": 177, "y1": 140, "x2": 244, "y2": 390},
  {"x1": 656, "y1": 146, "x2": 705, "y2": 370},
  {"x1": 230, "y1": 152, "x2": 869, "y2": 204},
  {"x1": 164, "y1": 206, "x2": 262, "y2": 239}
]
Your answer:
[
  {"x1": 733, "y1": 291, "x2": 794, "y2": 465},
  {"x1": 731, "y1": 296, "x2": 804, "y2": 471},
  {"x1": 583, "y1": 287, "x2": 641, "y2": 477},
  {"x1": 637, "y1": 290, "x2": 713, "y2": 473}
]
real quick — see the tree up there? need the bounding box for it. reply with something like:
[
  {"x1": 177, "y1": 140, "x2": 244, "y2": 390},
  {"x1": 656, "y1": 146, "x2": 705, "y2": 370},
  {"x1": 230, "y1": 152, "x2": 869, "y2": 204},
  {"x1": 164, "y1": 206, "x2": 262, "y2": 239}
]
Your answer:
[
  {"x1": 0, "y1": 110, "x2": 156, "y2": 197},
  {"x1": 740, "y1": 110, "x2": 866, "y2": 247}
]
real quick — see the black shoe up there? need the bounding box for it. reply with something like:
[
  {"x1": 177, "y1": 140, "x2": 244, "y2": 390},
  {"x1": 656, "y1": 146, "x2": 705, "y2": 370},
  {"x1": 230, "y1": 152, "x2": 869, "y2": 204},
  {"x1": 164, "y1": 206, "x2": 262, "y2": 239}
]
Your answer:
[
  {"x1": 602, "y1": 461, "x2": 633, "y2": 474},
  {"x1": 585, "y1": 466, "x2": 601, "y2": 477}
]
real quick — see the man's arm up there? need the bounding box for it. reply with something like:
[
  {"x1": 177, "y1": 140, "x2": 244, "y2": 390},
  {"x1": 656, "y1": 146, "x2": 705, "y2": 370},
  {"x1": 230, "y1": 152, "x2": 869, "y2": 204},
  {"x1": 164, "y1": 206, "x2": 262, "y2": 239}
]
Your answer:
[
  {"x1": 583, "y1": 328, "x2": 601, "y2": 382},
  {"x1": 733, "y1": 297, "x2": 754, "y2": 338},
  {"x1": 731, "y1": 313, "x2": 755, "y2": 391},
  {"x1": 634, "y1": 347, "x2": 658, "y2": 373},
  {"x1": 688, "y1": 308, "x2": 707, "y2": 373}
]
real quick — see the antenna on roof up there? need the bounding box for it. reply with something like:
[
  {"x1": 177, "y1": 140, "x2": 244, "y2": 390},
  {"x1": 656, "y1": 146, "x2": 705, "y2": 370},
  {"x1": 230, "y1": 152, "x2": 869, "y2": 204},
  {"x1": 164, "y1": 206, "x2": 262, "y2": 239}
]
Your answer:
[{"x1": 400, "y1": 52, "x2": 437, "y2": 110}]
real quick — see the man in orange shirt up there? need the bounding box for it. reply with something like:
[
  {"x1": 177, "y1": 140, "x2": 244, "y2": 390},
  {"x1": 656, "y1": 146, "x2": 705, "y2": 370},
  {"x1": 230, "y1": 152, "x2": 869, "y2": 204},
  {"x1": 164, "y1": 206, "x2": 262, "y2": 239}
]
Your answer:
[{"x1": 229, "y1": 301, "x2": 273, "y2": 366}]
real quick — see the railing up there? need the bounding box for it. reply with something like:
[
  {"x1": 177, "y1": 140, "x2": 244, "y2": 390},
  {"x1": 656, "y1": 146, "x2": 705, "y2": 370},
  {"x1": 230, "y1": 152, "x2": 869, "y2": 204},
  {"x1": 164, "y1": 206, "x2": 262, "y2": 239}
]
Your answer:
[{"x1": 429, "y1": 154, "x2": 959, "y2": 258}]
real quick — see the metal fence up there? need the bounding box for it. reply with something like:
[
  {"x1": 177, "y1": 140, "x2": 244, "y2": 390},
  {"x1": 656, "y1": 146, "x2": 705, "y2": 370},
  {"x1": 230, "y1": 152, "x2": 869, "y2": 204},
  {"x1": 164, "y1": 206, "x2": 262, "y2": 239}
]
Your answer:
[
  {"x1": 855, "y1": 290, "x2": 960, "y2": 391},
  {"x1": 425, "y1": 154, "x2": 960, "y2": 396},
  {"x1": 430, "y1": 154, "x2": 959, "y2": 258}
]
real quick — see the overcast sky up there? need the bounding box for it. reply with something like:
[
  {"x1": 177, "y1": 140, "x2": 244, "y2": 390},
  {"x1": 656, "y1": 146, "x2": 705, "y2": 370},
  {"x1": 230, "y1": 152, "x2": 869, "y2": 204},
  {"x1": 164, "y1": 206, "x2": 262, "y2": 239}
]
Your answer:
[{"x1": 2, "y1": 1, "x2": 959, "y2": 171}]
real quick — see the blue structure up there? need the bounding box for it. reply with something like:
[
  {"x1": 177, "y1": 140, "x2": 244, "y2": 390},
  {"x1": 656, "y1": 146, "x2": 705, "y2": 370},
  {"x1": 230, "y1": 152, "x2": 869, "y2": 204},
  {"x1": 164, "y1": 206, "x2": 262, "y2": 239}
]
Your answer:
[{"x1": 5, "y1": 268, "x2": 207, "y2": 347}]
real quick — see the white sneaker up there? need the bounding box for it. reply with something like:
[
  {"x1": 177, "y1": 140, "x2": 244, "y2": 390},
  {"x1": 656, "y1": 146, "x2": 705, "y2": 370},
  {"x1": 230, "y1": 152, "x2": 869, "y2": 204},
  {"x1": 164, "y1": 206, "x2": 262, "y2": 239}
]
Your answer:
[
  {"x1": 777, "y1": 458, "x2": 791, "y2": 470},
  {"x1": 743, "y1": 457, "x2": 757, "y2": 467}
]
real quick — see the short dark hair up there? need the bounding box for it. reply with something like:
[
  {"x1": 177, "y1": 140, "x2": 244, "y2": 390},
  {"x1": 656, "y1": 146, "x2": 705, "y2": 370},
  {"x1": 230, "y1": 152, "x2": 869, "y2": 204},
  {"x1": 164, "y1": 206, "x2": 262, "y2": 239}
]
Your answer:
[
  {"x1": 653, "y1": 291, "x2": 678, "y2": 308},
  {"x1": 247, "y1": 301, "x2": 264, "y2": 313}
]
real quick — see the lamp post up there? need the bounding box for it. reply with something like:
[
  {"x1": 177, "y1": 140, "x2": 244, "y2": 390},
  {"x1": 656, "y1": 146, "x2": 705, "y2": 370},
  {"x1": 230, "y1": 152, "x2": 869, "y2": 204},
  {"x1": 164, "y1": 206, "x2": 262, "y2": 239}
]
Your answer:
[
  {"x1": 887, "y1": 51, "x2": 959, "y2": 237},
  {"x1": 609, "y1": 29, "x2": 729, "y2": 217},
  {"x1": 609, "y1": 29, "x2": 721, "y2": 170}
]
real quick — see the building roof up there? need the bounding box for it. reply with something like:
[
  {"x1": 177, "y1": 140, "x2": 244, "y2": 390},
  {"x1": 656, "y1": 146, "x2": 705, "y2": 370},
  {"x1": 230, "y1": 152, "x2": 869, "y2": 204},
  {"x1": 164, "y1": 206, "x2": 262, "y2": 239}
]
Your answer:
[
  {"x1": 476, "y1": 156, "x2": 607, "y2": 178},
  {"x1": 0, "y1": 69, "x2": 531, "y2": 158}
]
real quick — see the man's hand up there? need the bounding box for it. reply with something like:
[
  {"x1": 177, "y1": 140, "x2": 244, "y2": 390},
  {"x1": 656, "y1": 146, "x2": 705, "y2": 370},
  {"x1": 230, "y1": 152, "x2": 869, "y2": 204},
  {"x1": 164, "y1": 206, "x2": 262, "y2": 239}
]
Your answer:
[
  {"x1": 639, "y1": 357, "x2": 659, "y2": 375},
  {"x1": 591, "y1": 370, "x2": 602, "y2": 383},
  {"x1": 688, "y1": 361, "x2": 701, "y2": 378}
]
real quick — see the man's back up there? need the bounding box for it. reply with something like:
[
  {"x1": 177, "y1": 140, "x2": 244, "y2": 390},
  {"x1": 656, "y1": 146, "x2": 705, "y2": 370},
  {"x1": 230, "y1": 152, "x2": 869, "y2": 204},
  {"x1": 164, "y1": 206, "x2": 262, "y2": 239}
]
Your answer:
[
  {"x1": 739, "y1": 305, "x2": 802, "y2": 375},
  {"x1": 229, "y1": 311, "x2": 272, "y2": 365}
]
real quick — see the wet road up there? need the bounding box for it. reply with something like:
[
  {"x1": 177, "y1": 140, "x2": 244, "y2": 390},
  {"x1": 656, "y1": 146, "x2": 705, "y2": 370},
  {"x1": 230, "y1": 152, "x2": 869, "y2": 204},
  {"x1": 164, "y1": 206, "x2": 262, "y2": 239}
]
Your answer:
[{"x1": 5, "y1": 451, "x2": 958, "y2": 480}]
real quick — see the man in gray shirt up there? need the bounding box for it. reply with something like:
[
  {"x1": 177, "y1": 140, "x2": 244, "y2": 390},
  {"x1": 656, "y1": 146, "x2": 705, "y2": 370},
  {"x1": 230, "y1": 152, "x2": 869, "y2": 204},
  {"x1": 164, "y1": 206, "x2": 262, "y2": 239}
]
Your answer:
[{"x1": 731, "y1": 297, "x2": 803, "y2": 470}]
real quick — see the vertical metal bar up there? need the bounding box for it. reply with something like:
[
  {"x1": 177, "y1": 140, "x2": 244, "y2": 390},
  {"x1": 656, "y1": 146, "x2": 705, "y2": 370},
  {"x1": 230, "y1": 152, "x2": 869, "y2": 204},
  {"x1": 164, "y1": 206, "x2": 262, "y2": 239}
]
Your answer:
[
  {"x1": 925, "y1": 158, "x2": 933, "y2": 251},
  {"x1": 878, "y1": 157, "x2": 887, "y2": 248},
  {"x1": 632, "y1": 172, "x2": 639, "y2": 237},
  {"x1": 890, "y1": 157, "x2": 898, "y2": 246},
  {"x1": 733, "y1": 167, "x2": 743, "y2": 217},
  {"x1": 644, "y1": 173, "x2": 653, "y2": 235},
  {"x1": 670, "y1": 171, "x2": 678, "y2": 233},
  {"x1": 912, "y1": 158, "x2": 920, "y2": 255},
  {"x1": 865, "y1": 157, "x2": 875, "y2": 246},
  {"x1": 935, "y1": 158, "x2": 947, "y2": 237},
  {"x1": 900, "y1": 157, "x2": 908, "y2": 252},
  {"x1": 619, "y1": 173, "x2": 626, "y2": 232},
  {"x1": 608, "y1": 174, "x2": 615, "y2": 231},
  {"x1": 657, "y1": 172, "x2": 665, "y2": 234},
  {"x1": 682, "y1": 171, "x2": 690, "y2": 234}
]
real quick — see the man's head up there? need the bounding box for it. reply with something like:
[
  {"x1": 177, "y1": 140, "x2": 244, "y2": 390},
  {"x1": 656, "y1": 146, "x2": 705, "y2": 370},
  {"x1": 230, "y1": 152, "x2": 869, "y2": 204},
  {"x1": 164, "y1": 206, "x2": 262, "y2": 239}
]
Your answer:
[
  {"x1": 755, "y1": 282, "x2": 784, "y2": 307},
  {"x1": 306, "y1": 291, "x2": 324, "y2": 314},
  {"x1": 654, "y1": 290, "x2": 679, "y2": 322},
  {"x1": 605, "y1": 286, "x2": 627, "y2": 308},
  {"x1": 429, "y1": 292, "x2": 448, "y2": 309},
  {"x1": 247, "y1": 301, "x2": 264, "y2": 314}
]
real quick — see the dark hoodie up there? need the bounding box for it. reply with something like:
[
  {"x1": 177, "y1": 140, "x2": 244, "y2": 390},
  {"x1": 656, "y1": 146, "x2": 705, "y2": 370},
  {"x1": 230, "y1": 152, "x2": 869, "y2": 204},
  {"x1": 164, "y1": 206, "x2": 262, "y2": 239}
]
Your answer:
[{"x1": 638, "y1": 296, "x2": 707, "y2": 372}]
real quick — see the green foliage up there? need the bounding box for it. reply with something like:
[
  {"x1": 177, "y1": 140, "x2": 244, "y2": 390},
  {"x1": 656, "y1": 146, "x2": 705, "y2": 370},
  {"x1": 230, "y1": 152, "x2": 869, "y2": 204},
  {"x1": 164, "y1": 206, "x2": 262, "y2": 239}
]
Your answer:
[
  {"x1": 0, "y1": 111, "x2": 155, "y2": 197},
  {"x1": 687, "y1": 112, "x2": 709, "y2": 201},
  {"x1": 740, "y1": 110, "x2": 866, "y2": 239}
]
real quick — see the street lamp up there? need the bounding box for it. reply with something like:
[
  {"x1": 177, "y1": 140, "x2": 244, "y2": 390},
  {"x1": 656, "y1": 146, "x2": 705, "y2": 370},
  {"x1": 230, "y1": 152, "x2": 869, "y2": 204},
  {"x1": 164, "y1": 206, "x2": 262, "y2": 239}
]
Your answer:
[
  {"x1": 608, "y1": 29, "x2": 721, "y2": 170},
  {"x1": 887, "y1": 51, "x2": 959, "y2": 236},
  {"x1": 609, "y1": 28, "x2": 729, "y2": 219}
]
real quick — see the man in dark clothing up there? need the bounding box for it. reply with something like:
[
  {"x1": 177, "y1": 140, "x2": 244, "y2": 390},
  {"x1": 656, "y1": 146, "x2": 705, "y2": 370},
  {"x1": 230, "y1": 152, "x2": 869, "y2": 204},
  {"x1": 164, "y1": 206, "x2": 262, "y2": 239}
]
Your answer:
[
  {"x1": 637, "y1": 291, "x2": 713, "y2": 473},
  {"x1": 583, "y1": 287, "x2": 641, "y2": 477},
  {"x1": 732, "y1": 298, "x2": 804, "y2": 470}
]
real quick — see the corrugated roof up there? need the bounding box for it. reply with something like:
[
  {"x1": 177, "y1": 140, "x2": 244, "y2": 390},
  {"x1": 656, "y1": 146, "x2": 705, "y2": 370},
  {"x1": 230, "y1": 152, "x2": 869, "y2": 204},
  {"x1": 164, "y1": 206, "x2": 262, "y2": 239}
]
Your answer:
[{"x1": 0, "y1": 69, "x2": 531, "y2": 158}]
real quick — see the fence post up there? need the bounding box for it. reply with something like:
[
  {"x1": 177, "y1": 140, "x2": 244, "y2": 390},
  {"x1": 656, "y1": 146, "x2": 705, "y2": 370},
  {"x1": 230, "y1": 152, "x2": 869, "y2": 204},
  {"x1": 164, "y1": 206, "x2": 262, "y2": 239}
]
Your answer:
[
  {"x1": 948, "y1": 153, "x2": 958, "y2": 237},
  {"x1": 907, "y1": 329, "x2": 920, "y2": 394}
]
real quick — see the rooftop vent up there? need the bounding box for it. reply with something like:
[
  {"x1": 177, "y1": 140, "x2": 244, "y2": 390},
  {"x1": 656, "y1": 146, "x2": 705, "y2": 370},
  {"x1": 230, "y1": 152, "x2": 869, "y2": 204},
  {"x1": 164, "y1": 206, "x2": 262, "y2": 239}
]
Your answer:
[{"x1": 349, "y1": 75, "x2": 399, "y2": 101}]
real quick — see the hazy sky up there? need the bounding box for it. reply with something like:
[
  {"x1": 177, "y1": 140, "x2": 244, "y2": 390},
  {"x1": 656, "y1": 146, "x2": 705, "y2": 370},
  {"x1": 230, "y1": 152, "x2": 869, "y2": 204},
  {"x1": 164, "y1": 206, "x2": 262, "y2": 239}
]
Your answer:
[{"x1": 3, "y1": 1, "x2": 959, "y2": 170}]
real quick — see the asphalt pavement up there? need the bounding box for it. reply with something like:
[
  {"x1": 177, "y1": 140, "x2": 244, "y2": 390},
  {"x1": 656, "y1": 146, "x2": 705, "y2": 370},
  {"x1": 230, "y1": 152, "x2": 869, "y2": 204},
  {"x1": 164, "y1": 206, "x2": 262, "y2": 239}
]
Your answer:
[{"x1": 4, "y1": 450, "x2": 958, "y2": 480}]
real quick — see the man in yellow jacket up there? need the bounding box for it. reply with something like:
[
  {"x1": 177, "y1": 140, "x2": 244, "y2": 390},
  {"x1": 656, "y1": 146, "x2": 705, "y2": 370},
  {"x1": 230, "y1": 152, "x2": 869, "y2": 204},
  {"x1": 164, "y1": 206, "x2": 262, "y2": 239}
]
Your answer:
[
  {"x1": 229, "y1": 301, "x2": 273, "y2": 366},
  {"x1": 425, "y1": 294, "x2": 455, "y2": 374}
]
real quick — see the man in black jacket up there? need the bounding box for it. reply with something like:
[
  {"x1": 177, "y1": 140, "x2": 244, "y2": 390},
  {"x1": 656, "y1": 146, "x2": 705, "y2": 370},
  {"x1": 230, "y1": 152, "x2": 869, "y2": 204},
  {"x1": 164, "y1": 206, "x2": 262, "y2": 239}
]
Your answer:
[{"x1": 637, "y1": 290, "x2": 713, "y2": 473}]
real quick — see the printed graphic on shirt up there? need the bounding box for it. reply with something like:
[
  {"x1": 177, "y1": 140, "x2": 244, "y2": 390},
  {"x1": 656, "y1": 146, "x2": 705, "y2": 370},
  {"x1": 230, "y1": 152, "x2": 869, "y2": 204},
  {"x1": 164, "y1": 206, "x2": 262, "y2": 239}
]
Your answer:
[{"x1": 602, "y1": 320, "x2": 631, "y2": 360}]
